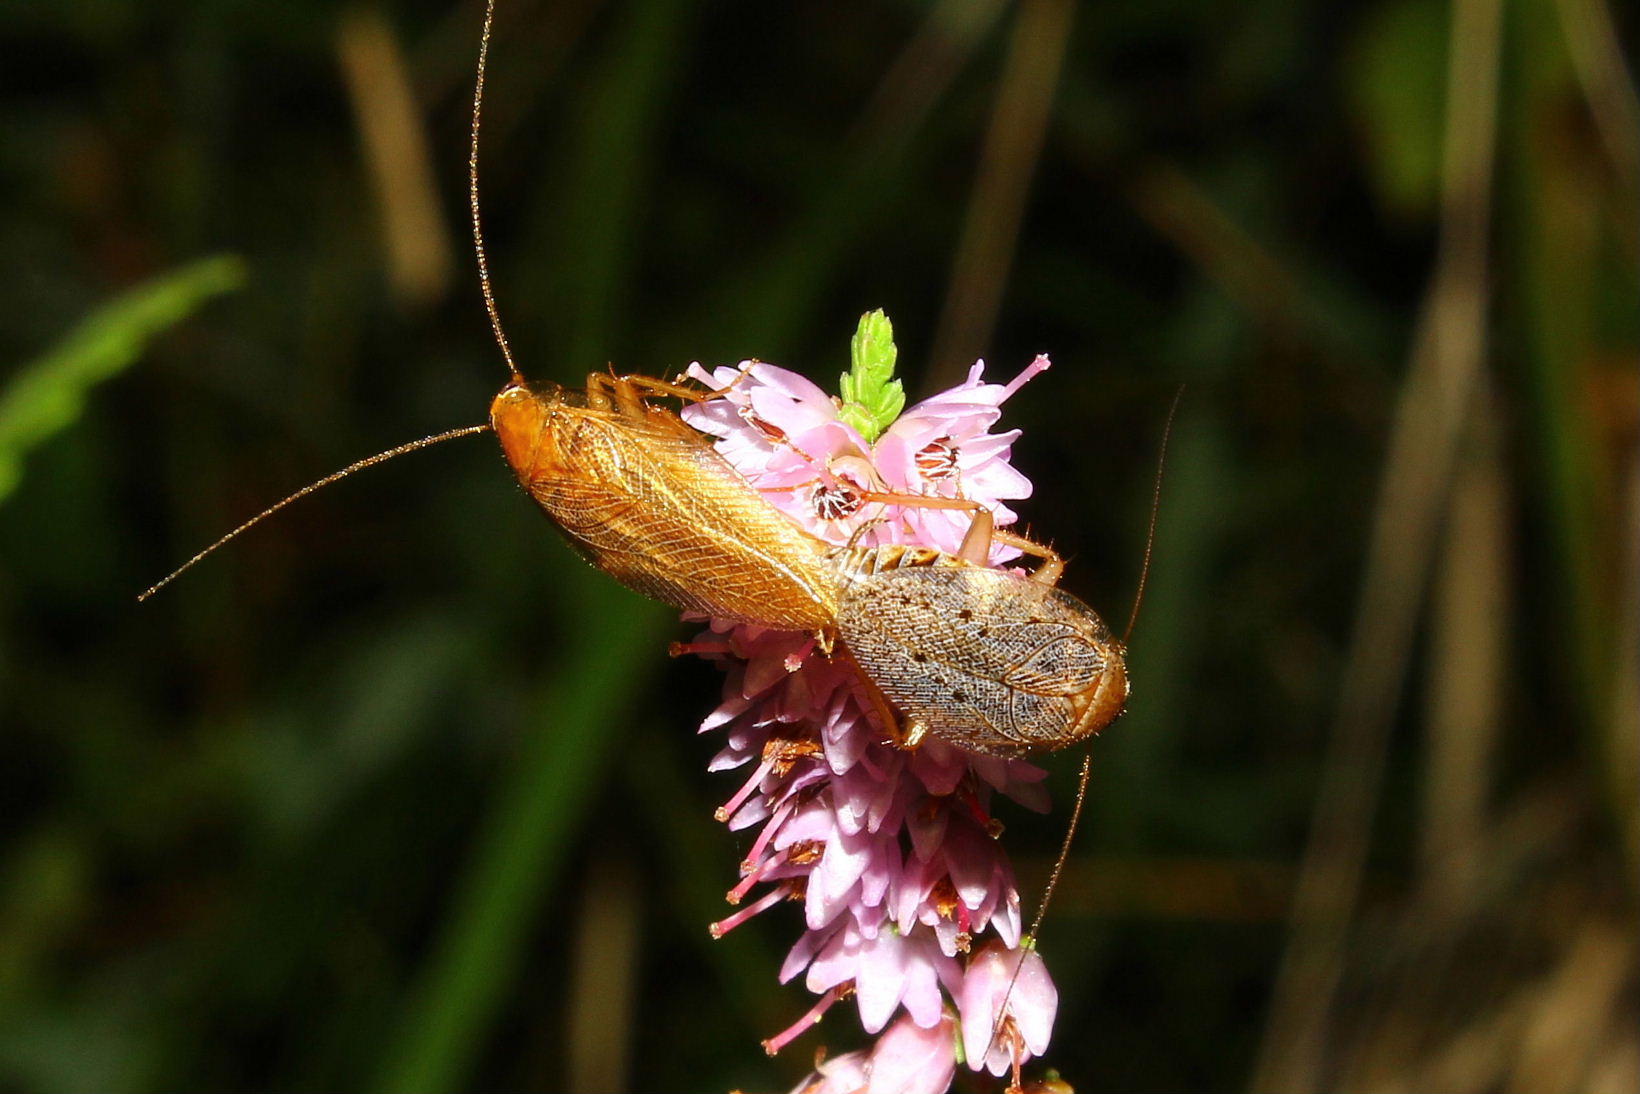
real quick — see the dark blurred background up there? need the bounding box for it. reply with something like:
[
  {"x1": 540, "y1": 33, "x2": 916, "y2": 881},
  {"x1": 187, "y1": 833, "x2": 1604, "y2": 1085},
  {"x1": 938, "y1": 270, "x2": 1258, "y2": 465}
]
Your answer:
[{"x1": 2, "y1": 0, "x2": 1635, "y2": 1090}]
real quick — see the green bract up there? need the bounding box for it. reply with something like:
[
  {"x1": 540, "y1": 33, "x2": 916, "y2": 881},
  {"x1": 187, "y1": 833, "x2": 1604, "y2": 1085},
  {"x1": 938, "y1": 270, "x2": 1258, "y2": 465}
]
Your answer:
[{"x1": 837, "y1": 309, "x2": 905, "y2": 443}]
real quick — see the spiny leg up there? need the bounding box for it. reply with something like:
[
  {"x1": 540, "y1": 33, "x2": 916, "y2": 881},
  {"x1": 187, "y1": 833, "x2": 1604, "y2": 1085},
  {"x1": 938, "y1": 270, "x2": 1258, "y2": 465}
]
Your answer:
[
  {"x1": 612, "y1": 362, "x2": 768, "y2": 406},
  {"x1": 850, "y1": 488, "x2": 1063, "y2": 583},
  {"x1": 849, "y1": 488, "x2": 989, "y2": 560},
  {"x1": 581, "y1": 371, "x2": 715, "y2": 414},
  {"x1": 989, "y1": 528, "x2": 1064, "y2": 585},
  {"x1": 677, "y1": 375, "x2": 1062, "y2": 580}
]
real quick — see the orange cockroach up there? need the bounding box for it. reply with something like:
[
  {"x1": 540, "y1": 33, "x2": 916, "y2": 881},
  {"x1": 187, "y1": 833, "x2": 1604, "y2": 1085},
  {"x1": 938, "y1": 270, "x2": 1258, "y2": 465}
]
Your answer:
[{"x1": 832, "y1": 534, "x2": 1129, "y2": 759}]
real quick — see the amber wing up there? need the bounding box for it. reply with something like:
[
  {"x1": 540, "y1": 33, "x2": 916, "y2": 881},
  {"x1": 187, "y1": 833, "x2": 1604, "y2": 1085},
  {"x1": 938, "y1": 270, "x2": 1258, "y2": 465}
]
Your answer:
[{"x1": 515, "y1": 399, "x2": 838, "y2": 631}]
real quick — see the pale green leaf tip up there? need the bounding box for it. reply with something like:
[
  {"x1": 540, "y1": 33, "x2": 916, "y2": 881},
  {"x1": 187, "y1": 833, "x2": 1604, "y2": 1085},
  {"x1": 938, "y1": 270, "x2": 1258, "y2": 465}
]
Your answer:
[
  {"x1": 837, "y1": 309, "x2": 905, "y2": 443},
  {"x1": 0, "y1": 252, "x2": 247, "y2": 509}
]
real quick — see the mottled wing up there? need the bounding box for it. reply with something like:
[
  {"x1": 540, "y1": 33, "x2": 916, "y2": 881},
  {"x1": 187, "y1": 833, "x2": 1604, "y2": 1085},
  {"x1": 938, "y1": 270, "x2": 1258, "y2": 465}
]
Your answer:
[{"x1": 837, "y1": 567, "x2": 1114, "y2": 755}]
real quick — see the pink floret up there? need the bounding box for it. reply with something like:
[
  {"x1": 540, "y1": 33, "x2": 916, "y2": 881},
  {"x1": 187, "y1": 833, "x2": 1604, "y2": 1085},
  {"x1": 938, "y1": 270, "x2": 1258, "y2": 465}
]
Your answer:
[
  {"x1": 789, "y1": 1013, "x2": 960, "y2": 1094},
  {"x1": 682, "y1": 357, "x2": 1049, "y2": 559}
]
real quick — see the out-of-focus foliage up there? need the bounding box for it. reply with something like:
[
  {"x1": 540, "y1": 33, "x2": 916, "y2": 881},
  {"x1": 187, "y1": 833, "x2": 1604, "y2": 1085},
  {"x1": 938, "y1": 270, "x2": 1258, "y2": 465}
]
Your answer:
[
  {"x1": 0, "y1": 255, "x2": 243, "y2": 505},
  {"x1": 0, "y1": 1, "x2": 1634, "y2": 1092}
]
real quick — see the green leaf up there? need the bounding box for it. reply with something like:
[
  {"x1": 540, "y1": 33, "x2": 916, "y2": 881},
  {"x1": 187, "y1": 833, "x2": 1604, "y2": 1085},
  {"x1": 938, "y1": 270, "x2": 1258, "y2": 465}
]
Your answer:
[
  {"x1": 1344, "y1": 0, "x2": 1448, "y2": 221},
  {"x1": 375, "y1": 582, "x2": 671, "y2": 1094},
  {"x1": 837, "y1": 308, "x2": 905, "y2": 442},
  {"x1": 0, "y1": 254, "x2": 246, "y2": 506}
]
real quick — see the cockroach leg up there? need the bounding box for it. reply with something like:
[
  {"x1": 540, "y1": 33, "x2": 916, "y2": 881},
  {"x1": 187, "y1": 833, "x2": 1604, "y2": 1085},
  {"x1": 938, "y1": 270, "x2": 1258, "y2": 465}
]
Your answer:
[
  {"x1": 955, "y1": 506, "x2": 995, "y2": 566},
  {"x1": 850, "y1": 489, "x2": 990, "y2": 558},
  {"x1": 849, "y1": 489, "x2": 1063, "y2": 581},
  {"x1": 585, "y1": 371, "x2": 716, "y2": 415},
  {"x1": 990, "y1": 528, "x2": 1064, "y2": 586}
]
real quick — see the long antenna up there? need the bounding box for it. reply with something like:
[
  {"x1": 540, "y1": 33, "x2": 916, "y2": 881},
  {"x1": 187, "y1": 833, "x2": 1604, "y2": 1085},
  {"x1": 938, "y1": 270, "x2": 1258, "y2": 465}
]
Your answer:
[
  {"x1": 138, "y1": 424, "x2": 490, "y2": 602},
  {"x1": 470, "y1": 0, "x2": 520, "y2": 382},
  {"x1": 1121, "y1": 385, "x2": 1184, "y2": 645},
  {"x1": 142, "y1": 5, "x2": 521, "y2": 603},
  {"x1": 982, "y1": 751, "x2": 1090, "y2": 1067},
  {"x1": 986, "y1": 390, "x2": 1184, "y2": 1065},
  {"x1": 1026, "y1": 751, "x2": 1092, "y2": 946}
]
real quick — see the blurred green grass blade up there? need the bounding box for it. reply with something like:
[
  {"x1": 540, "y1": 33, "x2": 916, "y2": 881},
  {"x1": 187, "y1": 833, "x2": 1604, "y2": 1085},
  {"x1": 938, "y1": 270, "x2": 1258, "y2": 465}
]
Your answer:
[
  {"x1": 541, "y1": 0, "x2": 697, "y2": 371},
  {"x1": 624, "y1": 728, "x2": 789, "y2": 1043},
  {"x1": 246, "y1": 613, "x2": 482, "y2": 847},
  {"x1": 0, "y1": 255, "x2": 246, "y2": 505},
  {"x1": 1345, "y1": 0, "x2": 1448, "y2": 220},
  {"x1": 1508, "y1": 0, "x2": 1623, "y2": 795},
  {"x1": 376, "y1": 581, "x2": 669, "y2": 1094},
  {"x1": 379, "y1": 0, "x2": 696, "y2": 1083},
  {"x1": 695, "y1": 2, "x2": 1005, "y2": 359},
  {"x1": 1097, "y1": 408, "x2": 1230, "y2": 845}
]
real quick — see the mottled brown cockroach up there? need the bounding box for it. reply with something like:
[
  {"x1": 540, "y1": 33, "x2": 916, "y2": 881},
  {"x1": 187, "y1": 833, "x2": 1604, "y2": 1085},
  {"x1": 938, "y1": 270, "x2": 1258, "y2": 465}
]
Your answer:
[{"x1": 832, "y1": 539, "x2": 1128, "y2": 759}]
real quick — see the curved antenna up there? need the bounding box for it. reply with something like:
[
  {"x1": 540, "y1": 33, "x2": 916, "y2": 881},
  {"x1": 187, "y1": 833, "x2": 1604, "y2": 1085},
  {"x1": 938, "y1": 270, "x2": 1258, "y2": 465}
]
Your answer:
[
  {"x1": 986, "y1": 389, "x2": 1185, "y2": 1065},
  {"x1": 138, "y1": 424, "x2": 490, "y2": 602},
  {"x1": 1024, "y1": 752, "x2": 1090, "y2": 946},
  {"x1": 983, "y1": 752, "x2": 1091, "y2": 1065},
  {"x1": 1121, "y1": 385, "x2": 1184, "y2": 645},
  {"x1": 145, "y1": 8, "x2": 519, "y2": 603},
  {"x1": 470, "y1": 0, "x2": 521, "y2": 381}
]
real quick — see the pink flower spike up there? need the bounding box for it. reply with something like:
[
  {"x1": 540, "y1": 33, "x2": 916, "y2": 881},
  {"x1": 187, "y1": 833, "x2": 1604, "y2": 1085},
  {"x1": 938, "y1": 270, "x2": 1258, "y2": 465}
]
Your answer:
[
  {"x1": 853, "y1": 929, "x2": 912, "y2": 1033},
  {"x1": 725, "y1": 793, "x2": 772, "y2": 832},
  {"x1": 729, "y1": 844, "x2": 791, "y2": 904},
  {"x1": 739, "y1": 795, "x2": 795, "y2": 868},
  {"x1": 681, "y1": 326, "x2": 1068, "y2": 1085},
  {"x1": 791, "y1": 1048, "x2": 869, "y2": 1094},
  {"x1": 781, "y1": 923, "x2": 839, "y2": 984},
  {"x1": 784, "y1": 637, "x2": 818, "y2": 672},
  {"x1": 671, "y1": 636, "x2": 734, "y2": 659},
  {"x1": 789, "y1": 1013, "x2": 959, "y2": 1094},
  {"x1": 716, "y1": 752, "x2": 778, "y2": 823}
]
